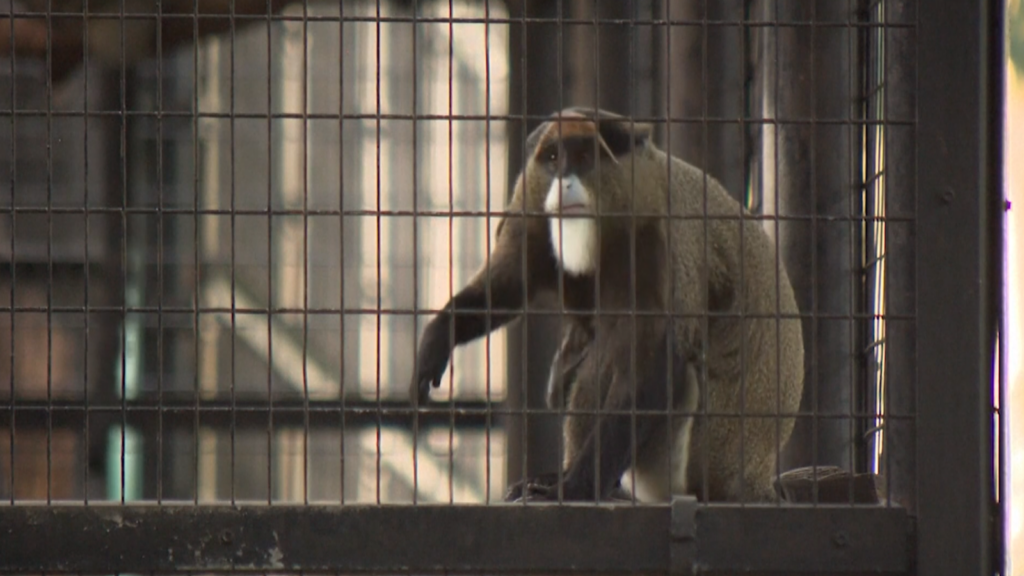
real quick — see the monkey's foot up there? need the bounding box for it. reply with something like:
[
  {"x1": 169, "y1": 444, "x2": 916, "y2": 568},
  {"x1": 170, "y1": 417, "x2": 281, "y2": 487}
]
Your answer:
[
  {"x1": 504, "y1": 472, "x2": 562, "y2": 502},
  {"x1": 504, "y1": 473, "x2": 633, "y2": 503},
  {"x1": 605, "y1": 486, "x2": 638, "y2": 502}
]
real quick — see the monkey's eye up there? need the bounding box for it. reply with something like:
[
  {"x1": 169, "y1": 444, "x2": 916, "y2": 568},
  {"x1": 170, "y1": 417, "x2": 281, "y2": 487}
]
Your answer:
[
  {"x1": 572, "y1": 148, "x2": 593, "y2": 170},
  {"x1": 546, "y1": 150, "x2": 558, "y2": 163}
]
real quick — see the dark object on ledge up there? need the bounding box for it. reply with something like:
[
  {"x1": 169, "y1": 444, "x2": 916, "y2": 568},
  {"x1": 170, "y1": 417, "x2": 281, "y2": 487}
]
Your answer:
[{"x1": 775, "y1": 465, "x2": 883, "y2": 504}]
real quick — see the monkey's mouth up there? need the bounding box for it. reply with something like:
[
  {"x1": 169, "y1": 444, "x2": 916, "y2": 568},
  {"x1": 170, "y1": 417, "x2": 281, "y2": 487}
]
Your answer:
[{"x1": 556, "y1": 204, "x2": 589, "y2": 215}]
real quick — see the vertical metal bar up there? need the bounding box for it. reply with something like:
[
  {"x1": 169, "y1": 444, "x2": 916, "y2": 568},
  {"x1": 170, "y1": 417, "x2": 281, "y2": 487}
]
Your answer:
[
  {"x1": 5, "y1": 0, "x2": 15, "y2": 505},
  {"x1": 482, "y1": 0, "x2": 494, "y2": 505},
  {"x1": 265, "y1": 0, "x2": 276, "y2": 506},
  {"x1": 118, "y1": 0, "x2": 129, "y2": 506},
  {"x1": 82, "y1": 0, "x2": 93, "y2": 506},
  {"x1": 155, "y1": 0, "x2": 166, "y2": 505},
  {"x1": 915, "y1": 0, "x2": 1001, "y2": 574},
  {"x1": 409, "y1": 0, "x2": 420, "y2": 505},
  {"x1": 192, "y1": 0, "x2": 203, "y2": 506},
  {"x1": 231, "y1": 0, "x2": 241, "y2": 505},
  {"x1": 44, "y1": 0, "x2": 54, "y2": 505},
  {"x1": 373, "y1": 0, "x2": 383, "y2": 506},
  {"x1": 439, "y1": 0, "x2": 453, "y2": 504},
  {"x1": 338, "y1": 0, "x2": 348, "y2": 507},
  {"x1": 300, "y1": 0, "x2": 310, "y2": 507}
]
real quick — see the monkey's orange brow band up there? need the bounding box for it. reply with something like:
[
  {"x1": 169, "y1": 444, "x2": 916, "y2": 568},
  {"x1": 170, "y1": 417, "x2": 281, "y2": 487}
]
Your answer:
[{"x1": 535, "y1": 117, "x2": 620, "y2": 165}]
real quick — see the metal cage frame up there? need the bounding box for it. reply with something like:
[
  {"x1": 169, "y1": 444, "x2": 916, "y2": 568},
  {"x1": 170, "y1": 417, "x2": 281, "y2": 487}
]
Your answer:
[{"x1": 0, "y1": 0, "x2": 1005, "y2": 575}]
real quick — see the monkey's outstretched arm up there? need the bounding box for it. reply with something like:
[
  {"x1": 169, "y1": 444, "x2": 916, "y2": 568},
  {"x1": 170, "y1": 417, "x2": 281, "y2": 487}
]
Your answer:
[
  {"x1": 559, "y1": 318, "x2": 680, "y2": 501},
  {"x1": 410, "y1": 214, "x2": 557, "y2": 405}
]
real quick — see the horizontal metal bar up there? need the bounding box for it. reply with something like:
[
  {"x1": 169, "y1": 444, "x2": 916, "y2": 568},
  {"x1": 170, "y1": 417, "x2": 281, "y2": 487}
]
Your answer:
[
  {"x1": 1, "y1": 12, "x2": 917, "y2": 28},
  {"x1": 0, "y1": 109, "x2": 917, "y2": 125},
  {"x1": 0, "y1": 399, "x2": 911, "y2": 422},
  {"x1": 0, "y1": 305, "x2": 915, "y2": 323},
  {"x1": 0, "y1": 410, "x2": 905, "y2": 434},
  {"x1": 0, "y1": 205, "x2": 915, "y2": 222},
  {"x1": 0, "y1": 400, "x2": 501, "y2": 430},
  {"x1": 0, "y1": 503, "x2": 912, "y2": 574}
]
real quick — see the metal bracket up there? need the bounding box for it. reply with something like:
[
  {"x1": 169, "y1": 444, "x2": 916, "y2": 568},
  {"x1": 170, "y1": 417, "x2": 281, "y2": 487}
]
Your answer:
[
  {"x1": 669, "y1": 496, "x2": 698, "y2": 575},
  {"x1": 669, "y1": 499, "x2": 912, "y2": 575}
]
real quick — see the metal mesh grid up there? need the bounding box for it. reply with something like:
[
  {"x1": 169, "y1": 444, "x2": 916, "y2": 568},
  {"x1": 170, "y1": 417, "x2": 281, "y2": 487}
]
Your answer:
[{"x1": 0, "y1": 1, "x2": 1004, "y2": 575}]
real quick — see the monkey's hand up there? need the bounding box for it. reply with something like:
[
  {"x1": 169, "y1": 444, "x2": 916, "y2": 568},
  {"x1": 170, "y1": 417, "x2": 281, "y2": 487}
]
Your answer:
[{"x1": 409, "y1": 318, "x2": 454, "y2": 406}]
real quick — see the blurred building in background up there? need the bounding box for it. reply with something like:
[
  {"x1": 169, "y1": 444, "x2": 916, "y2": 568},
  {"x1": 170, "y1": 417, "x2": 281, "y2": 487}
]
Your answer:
[{"x1": 0, "y1": 0, "x2": 510, "y2": 505}]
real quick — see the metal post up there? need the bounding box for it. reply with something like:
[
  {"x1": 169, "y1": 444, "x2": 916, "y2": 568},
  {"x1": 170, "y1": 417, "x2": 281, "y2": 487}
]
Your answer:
[
  {"x1": 872, "y1": 0, "x2": 917, "y2": 512},
  {"x1": 915, "y1": 1, "x2": 1001, "y2": 574},
  {"x1": 658, "y1": 0, "x2": 747, "y2": 202},
  {"x1": 503, "y1": 0, "x2": 568, "y2": 486},
  {"x1": 758, "y1": 0, "x2": 862, "y2": 474},
  {"x1": 503, "y1": 0, "x2": 658, "y2": 489}
]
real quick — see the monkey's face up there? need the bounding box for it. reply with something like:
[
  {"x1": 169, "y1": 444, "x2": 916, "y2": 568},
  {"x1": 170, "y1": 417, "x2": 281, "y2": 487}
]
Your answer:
[
  {"x1": 520, "y1": 109, "x2": 652, "y2": 277},
  {"x1": 537, "y1": 135, "x2": 610, "y2": 276}
]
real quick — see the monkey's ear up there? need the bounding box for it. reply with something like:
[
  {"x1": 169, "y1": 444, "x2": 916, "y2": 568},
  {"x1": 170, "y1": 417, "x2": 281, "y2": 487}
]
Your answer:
[{"x1": 596, "y1": 119, "x2": 653, "y2": 158}]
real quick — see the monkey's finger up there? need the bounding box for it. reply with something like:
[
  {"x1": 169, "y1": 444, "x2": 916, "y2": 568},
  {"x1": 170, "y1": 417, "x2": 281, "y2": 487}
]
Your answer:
[
  {"x1": 420, "y1": 379, "x2": 435, "y2": 404},
  {"x1": 411, "y1": 377, "x2": 430, "y2": 406},
  {"x1": 409, "y1": 371, "x2": 434, "y2": 406},
  {"x1": 410, "y1": 367, "x2": 437, "y2": 403},
  {"x1": 424, "y1": 362, "x2": 448, "y2": 393}
]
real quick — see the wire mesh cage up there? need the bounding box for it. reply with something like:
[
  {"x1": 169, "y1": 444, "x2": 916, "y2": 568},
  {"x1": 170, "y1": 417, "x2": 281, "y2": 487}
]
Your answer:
[{"x1": 0, "y1": 0, "x2": 1005, "y2": 575}]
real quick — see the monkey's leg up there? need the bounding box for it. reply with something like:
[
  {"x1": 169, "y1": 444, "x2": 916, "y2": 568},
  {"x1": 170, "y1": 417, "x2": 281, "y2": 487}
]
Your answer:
[
  {"x1": 626, "y1": 362, "x2": 700, "y2": 502},
  {"x1": 507, "y1": 328, "x2": 591, "y2": 503},
  {"x1": 552, "y1": 318, "x2": 681, "y2": 502},
  {"x1": 545, "y1": 323, "x2": 592, "y2": 410}
]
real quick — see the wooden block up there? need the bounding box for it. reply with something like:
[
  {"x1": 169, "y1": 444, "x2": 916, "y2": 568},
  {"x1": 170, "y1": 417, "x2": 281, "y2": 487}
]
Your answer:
[{"x1": 774, "y1": 465, "x2": 882, "y2": 504}]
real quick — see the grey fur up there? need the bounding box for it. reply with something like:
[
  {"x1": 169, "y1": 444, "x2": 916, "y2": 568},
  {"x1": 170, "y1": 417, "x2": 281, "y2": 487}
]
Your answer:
[
  {"x1": 410, "y1": 106, "x2": 804, "y2": 504},
  {"x1": 542, "y1": 109, "x2": 805, "y2": 503}
]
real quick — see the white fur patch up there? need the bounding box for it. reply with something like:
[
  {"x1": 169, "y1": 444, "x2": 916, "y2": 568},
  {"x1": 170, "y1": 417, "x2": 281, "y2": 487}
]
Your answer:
[
  {"x1": 620, "y1": 364, "x2": 700, "y2": 502},
  {"x1": 543, "y1": 176, "x2": 598, "y2": 276},
  {"x1": 623, "y1": 419, "x2": 695, "y2": 501}
]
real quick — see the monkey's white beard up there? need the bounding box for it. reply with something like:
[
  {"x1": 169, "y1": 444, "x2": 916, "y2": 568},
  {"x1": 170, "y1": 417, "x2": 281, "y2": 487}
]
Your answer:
[{"x1": 544, "y1": 176, "x2": 598, "y2": 276}]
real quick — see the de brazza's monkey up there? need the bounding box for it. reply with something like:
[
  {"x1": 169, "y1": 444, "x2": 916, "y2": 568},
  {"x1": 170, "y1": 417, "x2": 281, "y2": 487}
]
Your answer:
[{"x1": 410, "y1": 107, "x2": 804, "y2": 503}]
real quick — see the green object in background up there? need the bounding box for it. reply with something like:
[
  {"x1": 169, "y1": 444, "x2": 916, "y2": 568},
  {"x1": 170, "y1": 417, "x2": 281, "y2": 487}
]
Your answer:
[{"x1": 106, "y1": 426, "x2": 143, "y2": 502}]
